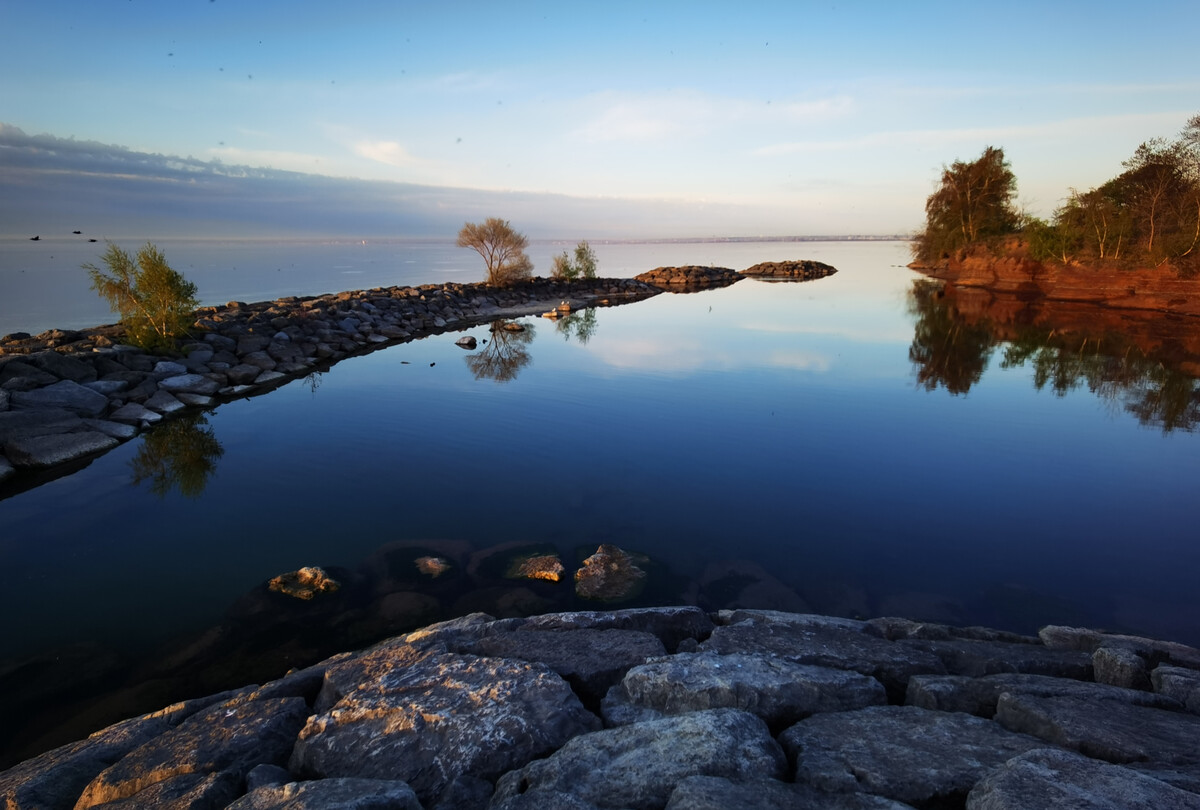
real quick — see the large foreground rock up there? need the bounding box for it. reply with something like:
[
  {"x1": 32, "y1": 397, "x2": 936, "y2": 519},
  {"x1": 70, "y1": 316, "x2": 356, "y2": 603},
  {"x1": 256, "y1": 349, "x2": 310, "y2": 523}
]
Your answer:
[
  {"x1": 781, "y1": 705, "x2": 1048, "y2": 807},
  {"x1": 491, "y1": 708, "x2": 786, "y2": 809},
  {"x1": 228, "y1": 778, "x2": 422, "y2": 809},
  {"x1": 995, "y1": 693, "x2": 1200, "y2": 773},
  {"x1": 967, "y1": 748, "x2": 1200, "y2": 809},
  {"x1": 699, "y1": 612, "x2": 946, "y2": 699},
  {"x1": 906, "y1": 672, "x2": 1183, "y2": 718},
  {"x1": 664, "y1": 775, "x2": 915, "y2": 810},
  {"x1": 74, "y1": 697, "x2": 308, "y2": 808},
  {"x1": 603, "y1": 651, "x2": 887, "y2": 728},
  {"x1": 3, "y1": 430, "x2": 119, "y2": 467},
  {"x1": 291, "y1": 652, "x2": 600, "y2": 805},
  {"x1": 9, "y1": 380, "x2": 108, "y2": 416}
]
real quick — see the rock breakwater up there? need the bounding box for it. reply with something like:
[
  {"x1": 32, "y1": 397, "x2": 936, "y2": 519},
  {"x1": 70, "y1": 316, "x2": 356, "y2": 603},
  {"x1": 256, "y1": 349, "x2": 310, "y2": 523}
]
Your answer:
[
  {"x1": 0, "y1": 278, "x2": 658, "y2": 492},
  {"x1": 4, "y1": 607, "x2": 1199, "y2": 809}
]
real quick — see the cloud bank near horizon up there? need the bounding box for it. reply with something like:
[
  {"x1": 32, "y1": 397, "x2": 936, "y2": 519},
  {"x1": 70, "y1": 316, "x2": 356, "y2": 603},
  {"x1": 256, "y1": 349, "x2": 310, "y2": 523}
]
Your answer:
[{"x1": 1, "y1": 124, "x2": 898, "y2": 241}]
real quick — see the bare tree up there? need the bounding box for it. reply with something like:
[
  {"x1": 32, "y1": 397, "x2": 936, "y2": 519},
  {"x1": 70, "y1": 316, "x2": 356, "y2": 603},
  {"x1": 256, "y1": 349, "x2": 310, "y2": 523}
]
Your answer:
[{"x1": 457, "y1": 218, "x2": 534, "y2": 285}]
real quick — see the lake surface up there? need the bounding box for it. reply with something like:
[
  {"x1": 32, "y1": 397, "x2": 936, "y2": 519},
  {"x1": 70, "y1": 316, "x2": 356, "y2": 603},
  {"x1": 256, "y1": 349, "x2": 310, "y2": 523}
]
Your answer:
[{"x1": 3, "y1": 239, "x2": 1199, "y2": 765}]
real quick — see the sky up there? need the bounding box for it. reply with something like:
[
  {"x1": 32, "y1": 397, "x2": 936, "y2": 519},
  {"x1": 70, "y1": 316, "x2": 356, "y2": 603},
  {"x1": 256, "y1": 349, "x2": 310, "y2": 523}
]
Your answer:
[{"x1": 2, "y1": 0, "x2": 1199, "y2": 240}]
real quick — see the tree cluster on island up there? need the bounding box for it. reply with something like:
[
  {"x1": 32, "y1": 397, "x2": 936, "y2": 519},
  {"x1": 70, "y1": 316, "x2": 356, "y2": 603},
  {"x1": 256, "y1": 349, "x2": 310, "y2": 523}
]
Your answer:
[
  {"x1": 913, "y1": 113, "x2": 1200, "y2": 275},
  {"x1": 455, "y1": 217, "x2": 599, "y2": 284}
]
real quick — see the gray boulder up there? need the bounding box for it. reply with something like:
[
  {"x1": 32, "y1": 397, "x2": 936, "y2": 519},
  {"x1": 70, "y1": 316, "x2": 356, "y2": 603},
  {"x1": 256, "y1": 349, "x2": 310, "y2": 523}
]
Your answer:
[
  {"x1": 967, "y1": 747, "x2": 1200, "y2": 809},
  {"x1": 664, "y1": 775, "x2": 916, "y2": 810},
  {"x1": 0, "y1": 359, "x2": 58, "y2": 389},
  {"x1": 153, "y1": 360, "x2": 188, "y2": 376},
  {"x1": 228, "y1": 778, "x2": 422, "y2": 809},
  {"x1": 780, "y1": 705, "x2": 1047, "y2": 807},
  {"x1": 603, "y1": 652, "x2": 886, "y2": 728},
  {"x1": 83, "y1": 418, "x2": 139, "y2": 439},
  {"x1": 1153, "y1": 666, "x2": 1200, "y2": 713},
  {"x1": 0, "y1": 714, "x2": 173, "y2": 810},
  {"x1": 906, "y1": 672, "x2": 1182, "y2": 718},
  {"x1": 1093, "y1": 646, "x2": 1151, "y2": 690},
  {"x1": 900, "y1": 637, "x2": 1092, "y2": 679},
  {"x1": 27, "y1": 350, "x2": 98, "y2": 383},
  {"x1": 75, "y1": 697, "x2": 309, "y2": 808},
  {"x1": 291, "y1": 652, "x2": 600, "y2": 806},
  {"x1": 108, "y1": 402, "x2": 163, "y2": 425},
  {"x1": 4, "y1": 430, "x2": 119, "y2": 467},
  {"x1": 10, "y1": 380, "x2": 109, "y2": 417},
  {"x1": 491, "y1": 708, "x2": 786, "y2": 810},
  {"x1": 158, "y1": 373, "x2": 221, "y2": 395},
  {"x1": 226, "y1": 363, "x2": 264, "y2": 385},
  {"x1": 0, "y1": 455, "x2": 13, "y2": 482},
  {"x1": 143, "y1": 388, "x2": 186, "y2": 414},
  {"x1": 699, "y1": 613, "x2": 945, "y2": 700},
  {"x1": 87, "y1": 770, "x2": 242, "y2": 809},
  {"x1": 1039, "y1": 625, "x2": 1200, "y2": 669},
  {"x1": 454, "y1": 628, "x2": 666, "y2": 705},
  {"x1": 995, "y1": 692, "x2": 1200, "y2": 770},
  {"x1": 498, "y1": 606, "x2": 714, "y2": 652}
]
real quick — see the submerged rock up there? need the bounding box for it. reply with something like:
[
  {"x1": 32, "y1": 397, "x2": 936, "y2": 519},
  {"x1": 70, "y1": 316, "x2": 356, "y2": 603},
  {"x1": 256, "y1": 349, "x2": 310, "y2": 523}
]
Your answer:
[
  {"x1": 415, "y1": 556, "x2": 453, "y2": 577},
  {"x1": 267, "y1": 567, "x2": 341, "y2": 600},
  {"x1": 507, "y1": 553, "x2": 564, "y2": 582},
  {"x1": 574, "y1": 544, "x2": 647, "y2": 601}
]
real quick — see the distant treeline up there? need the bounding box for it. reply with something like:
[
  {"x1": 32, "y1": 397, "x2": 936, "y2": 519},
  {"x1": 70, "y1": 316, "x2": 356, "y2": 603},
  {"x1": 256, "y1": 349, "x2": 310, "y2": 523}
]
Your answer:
[{"x1": 913, "y1": 114, "x2": 1200, "y2": 275}]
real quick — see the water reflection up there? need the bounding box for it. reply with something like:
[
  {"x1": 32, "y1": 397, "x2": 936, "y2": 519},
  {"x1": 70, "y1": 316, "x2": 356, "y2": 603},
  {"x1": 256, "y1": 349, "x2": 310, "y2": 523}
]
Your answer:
[
  {"x1": 908, "y1": 279, "x2": 1200, "y2": 431},
  {"x1": 464, "y1": 319, "x2": 536, "y2": 383},
  {"x1": 554, "y1": 307, "x2": 598, "y2": 345},
  {"x1": 128, "y1": 413, "x2": 225, "y2": 497}
]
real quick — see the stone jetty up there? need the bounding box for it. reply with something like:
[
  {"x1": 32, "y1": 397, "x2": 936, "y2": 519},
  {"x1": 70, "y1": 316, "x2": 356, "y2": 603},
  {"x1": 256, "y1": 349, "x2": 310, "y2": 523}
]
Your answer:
[
  {"x1": 3, "y1": 607, "x2": 1199, "y2": 809},
  {"x1": 0, "y1": 278, "x2": 659, "y2": 490}
]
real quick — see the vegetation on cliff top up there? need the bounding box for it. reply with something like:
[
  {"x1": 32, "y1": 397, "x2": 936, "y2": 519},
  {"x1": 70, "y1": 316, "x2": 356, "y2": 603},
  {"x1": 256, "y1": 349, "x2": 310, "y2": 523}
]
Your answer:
[{"x1": 914, "y1": 114, "x2": 1200, "y2": 275}]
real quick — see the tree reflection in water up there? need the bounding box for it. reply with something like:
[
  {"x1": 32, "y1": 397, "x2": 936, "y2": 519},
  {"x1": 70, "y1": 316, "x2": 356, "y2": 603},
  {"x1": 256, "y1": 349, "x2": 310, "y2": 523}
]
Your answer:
[
  {"x1": 907, "y1": 281, "x2": 995, "y2": 395},
  {"x1": 465, "y1": 319, "x2": 535, "y2": 383},
  {"x1": 129, "y1": 413, "x2": 225, "y2": 497},
  {"x1": 555, "y1": 307, "x2": 598, "y2": 345},
  {"x1": 907, "y1": 279, "x2": 1200, "y2": 432}
]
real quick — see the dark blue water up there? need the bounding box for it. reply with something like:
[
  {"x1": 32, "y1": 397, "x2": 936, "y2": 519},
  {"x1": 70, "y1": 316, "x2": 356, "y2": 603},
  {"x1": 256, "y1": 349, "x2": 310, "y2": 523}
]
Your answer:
[{"x1": 2, "y1": 240, "x2": 1199, "y2": 764}]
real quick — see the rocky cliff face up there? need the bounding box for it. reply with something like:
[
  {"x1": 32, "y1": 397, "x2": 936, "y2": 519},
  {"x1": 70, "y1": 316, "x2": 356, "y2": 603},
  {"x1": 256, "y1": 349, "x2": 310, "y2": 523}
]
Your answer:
[{"x1": 912, "y1": 241, "x2": 1200, "y2": 319}]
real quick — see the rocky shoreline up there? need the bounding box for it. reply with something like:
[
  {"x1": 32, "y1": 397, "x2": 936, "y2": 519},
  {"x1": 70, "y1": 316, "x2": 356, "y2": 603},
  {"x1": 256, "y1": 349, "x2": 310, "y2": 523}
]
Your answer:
[
  {"x1": 910, "y1": 241, "x2": 1200, "y2": 319},
  {"x1": 2, "y1": 607, "x2": 1199, "y2": 809},
  {"x1": 0, "y1": 277, "x2": 660, "y2": 493}
]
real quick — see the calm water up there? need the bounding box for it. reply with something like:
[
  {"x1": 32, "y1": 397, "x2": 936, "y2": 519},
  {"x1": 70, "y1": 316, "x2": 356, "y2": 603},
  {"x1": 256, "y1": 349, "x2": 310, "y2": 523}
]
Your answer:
[{"x1": 2, "y1": 239, "x2": 1199, "y2": 764}]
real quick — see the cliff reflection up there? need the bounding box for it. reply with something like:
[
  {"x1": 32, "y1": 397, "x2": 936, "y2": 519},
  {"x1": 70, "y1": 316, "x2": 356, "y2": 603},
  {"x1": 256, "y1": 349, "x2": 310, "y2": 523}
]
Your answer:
[
  {"x1": 465, "y1": 319, "x2": 535, "y2": 383},
  {"x1": 908, "y1": 279, "x2": 1200, "y2": 432},
  {"x1": 129, "y1": 413, "x2": 225, "y2": 497}
]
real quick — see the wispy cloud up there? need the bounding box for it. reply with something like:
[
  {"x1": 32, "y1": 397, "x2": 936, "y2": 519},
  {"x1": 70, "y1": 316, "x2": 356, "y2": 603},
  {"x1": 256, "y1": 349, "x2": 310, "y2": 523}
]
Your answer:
[
  {"x1": 573, "y1": 91, "x2": 853, "y2": 144},
  {"x1": 754, "y1": 111, "x2": 1190, "y2": 157},
  {"x1": 354, "y1": 139, "x2": 421, "y2": 169}
]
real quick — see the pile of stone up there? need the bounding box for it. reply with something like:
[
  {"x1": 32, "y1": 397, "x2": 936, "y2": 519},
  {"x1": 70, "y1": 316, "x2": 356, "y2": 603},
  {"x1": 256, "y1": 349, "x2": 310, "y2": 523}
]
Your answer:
[
  {"x1": 634, "y1": 266, "x2": 743, "y2": 291},
  {"x1": 741, "y1": 259, "x2": 838, "y2": 281},
  {"x1": 4, "y1": 607, "x2": 1199, "y2": 809},
  {"x1": 0, "y1": 278, "x2": 658, "y2": 486}
]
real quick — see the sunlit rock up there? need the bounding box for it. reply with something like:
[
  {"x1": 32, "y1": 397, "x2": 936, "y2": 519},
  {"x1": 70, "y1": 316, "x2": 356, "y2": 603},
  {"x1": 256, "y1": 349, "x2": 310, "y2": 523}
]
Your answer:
[
  {"x1": 267, "y1": 566, "x2": 341, "y2": 600},
  {"x1": 574, "y1": 544, "x2": 648, "y2": 601},
  {"x1": 455, "y1": 335, "x2": 477, "y2": 349},
  {"x1": 508, "y1": 554, "x2": 565, "y2": 582},
  {"x1": 740, "y1": 259, "x2": 838, "y2": 281},
  {"x1": 415, "y1": 556, "x2": 452, "y2": 577}
]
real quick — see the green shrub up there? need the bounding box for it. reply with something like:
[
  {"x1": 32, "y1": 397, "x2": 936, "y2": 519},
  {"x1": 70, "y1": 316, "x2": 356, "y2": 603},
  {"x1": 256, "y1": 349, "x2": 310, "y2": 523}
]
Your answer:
[{"x1": 85, "y1": 242, "x2": 199, "y2": 351}]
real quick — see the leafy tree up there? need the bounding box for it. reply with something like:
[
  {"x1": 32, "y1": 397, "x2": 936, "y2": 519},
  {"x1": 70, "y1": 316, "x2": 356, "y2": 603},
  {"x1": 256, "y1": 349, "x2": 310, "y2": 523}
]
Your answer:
[
  {"x1": 551, "y1": 240, "x2": 599, "y2": 282},
  {"x1": 456, "y1": 218, "x2": 534, "y2": 285},
  {"x1": 913, "y1": 146, "x2": 1020, "y2": 263},
  {"x1": 84, "y1": 242, "x2": 199, "y2": 351}
]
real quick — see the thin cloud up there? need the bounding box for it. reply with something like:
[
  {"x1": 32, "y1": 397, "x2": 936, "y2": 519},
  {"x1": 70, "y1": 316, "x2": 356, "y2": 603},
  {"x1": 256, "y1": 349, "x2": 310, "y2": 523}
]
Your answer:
[
  {"x1": 573, "y1": 91, "x2": 853, "y2": 144},
  {"x1": 354, "y1": 139, "x2": 421, "y2": 169},
  {"x1": 754, "y1": 111, "x2": 1190, "y2": 157}
]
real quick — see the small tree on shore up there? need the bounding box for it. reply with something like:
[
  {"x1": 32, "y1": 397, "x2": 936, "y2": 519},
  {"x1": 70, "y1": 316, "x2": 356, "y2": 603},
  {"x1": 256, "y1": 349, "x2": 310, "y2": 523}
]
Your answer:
[
  {"x1": 84, "y1": 242, "x2": 199, "y2": 351},
  {"x1": 457, "y1": 218, "x2": 534, "y2": 285},
  {"x1": 913, "y1": 146, "x2": 1020, "y2": 263},
  {"x1": 551, "y1": 240, "x2": 599, "y2": 282}
]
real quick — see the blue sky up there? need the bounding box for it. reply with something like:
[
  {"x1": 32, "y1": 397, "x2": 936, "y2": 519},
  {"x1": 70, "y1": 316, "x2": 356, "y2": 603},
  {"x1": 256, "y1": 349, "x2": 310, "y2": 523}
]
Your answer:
[{"x1": 2, "y1": 1, "x2": 1199, "y2": 238}]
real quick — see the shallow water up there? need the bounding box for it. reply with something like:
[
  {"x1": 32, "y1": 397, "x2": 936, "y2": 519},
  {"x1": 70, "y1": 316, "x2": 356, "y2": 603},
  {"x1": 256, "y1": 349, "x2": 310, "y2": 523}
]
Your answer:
[{"x1": 2, "y1": 239, "x2": 1199, "y2": 764}]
